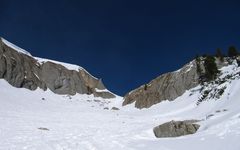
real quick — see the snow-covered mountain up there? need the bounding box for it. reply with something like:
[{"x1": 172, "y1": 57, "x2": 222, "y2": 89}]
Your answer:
[
  {"x1": 0, "y1": 37, "x2": 116, "y2": 98},
  {"x1": 0, "y1": 38, "x2": 240, "y2": 150}
]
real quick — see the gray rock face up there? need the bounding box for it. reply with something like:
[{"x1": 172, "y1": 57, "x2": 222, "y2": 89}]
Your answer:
[
  {"x1": 123, "y1": 61, "x2": 199, "y2": 108},
  {"x1": 0, "y1": 38, "x2": 115, "y2": 99},
  {"x1": 153, "y1": 120, "x2": 200, "y2": 138}
]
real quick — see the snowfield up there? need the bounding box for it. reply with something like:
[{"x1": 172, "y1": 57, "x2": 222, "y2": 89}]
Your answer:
[{"x1": 1, "y1": 64, "x2": 240, "y2": 150}]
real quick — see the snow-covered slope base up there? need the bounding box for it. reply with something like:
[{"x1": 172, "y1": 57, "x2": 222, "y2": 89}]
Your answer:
[{"x1": 1, "y1": 64, "x2": 240, "y2": 150}]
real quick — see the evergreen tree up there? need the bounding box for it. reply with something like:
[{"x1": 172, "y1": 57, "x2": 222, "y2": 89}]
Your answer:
[
  {"x1": 195, "y1": 55, "x2": 202, "y2": 75},
  {"x1": 216, "y1": 48, "x2": 224, "y2": 62},
  {"x1": 195, "y1": 55, "x2": 205, "y2": 84},
  {"x1": 195, "y1": 54, "x2": 200, "y2": 62},
  {"x1": 144, "y1": 84, "x2": 148, "y2": 91},
  {"x1": 202, "y1": 54, "x2": 207, "y2": 58},
  {"x1": 204, "y1": 56, "x2": 219, "y2": 81},
  {"x1": 228, "y1": 46, "x2": 238, "y2": 58}
]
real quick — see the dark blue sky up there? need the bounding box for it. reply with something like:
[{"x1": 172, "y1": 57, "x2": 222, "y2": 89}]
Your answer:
[{"x1": 0, "y1": 0, "x2": 239, "y2": 96}]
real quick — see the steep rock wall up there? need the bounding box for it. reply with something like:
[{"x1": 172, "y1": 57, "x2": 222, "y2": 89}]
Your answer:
[{"x1": 0, "y1": 38, "x2": 115, "y2": 99}]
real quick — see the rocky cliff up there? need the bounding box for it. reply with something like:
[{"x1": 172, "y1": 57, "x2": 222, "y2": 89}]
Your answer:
[
  {"x1": 0, "y1": 37, "x2": 115, "y2": 99},
  {"x1": 123, "y1": 60, "x2": 200, "y2": 108},
  {"x1": 123, "y1": 56, "x2": 228, "y2": 109}
]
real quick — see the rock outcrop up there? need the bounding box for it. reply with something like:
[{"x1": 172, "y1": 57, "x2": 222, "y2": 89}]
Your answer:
[
  {"x1": 0, "y1": 37, "x2": 115, "y2": 99},
  {"x1": 123, "y1": 61, "x2": 199, "y2": 108},
  {"x1": 153, "y1": 120, "x2": 200, "y2": 138},
  {"x1": 123, "y1": 56, "x2": 228, "y2": 109}
]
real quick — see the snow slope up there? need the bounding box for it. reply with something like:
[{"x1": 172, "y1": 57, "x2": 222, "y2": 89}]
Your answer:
[{"x1": 1, "y1": 63, "x2": 240, "y2": 150}]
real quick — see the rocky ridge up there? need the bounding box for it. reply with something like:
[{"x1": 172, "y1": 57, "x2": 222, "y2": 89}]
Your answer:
[
  {"x1": 123, "y1": 60, "x2": 200, "y2": 108},
  {"x1": 123, "y1": 57, "x2": 227, "y2": 109},
  {"x1": 0, "y1": 37, "x2": 115, "y2": 99}
]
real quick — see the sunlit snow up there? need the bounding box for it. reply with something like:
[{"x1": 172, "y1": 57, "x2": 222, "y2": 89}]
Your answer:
[{"x1": 1, "y1": 63, "x2": 240, "y2": 150}]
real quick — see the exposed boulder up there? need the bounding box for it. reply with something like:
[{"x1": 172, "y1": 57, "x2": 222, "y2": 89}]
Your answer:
[
  {"x1": 153, "y1": 120, "x2": 200, "y2": 138},
  {"x1": 0, "y1": 38, "x2": 115, "y2": 99},
  {"x1": 111, "y1": 107, "x2": 120, "y2": 110},
  {"x1": 38, "y1": 127, "x2": 50, "y2": 131},
  {"x1": 94, "y1": 91, "x2": 116, "y2": 99},
  {"x1": 104, "y1": 107, "x2": 109, "y2": 110}
]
